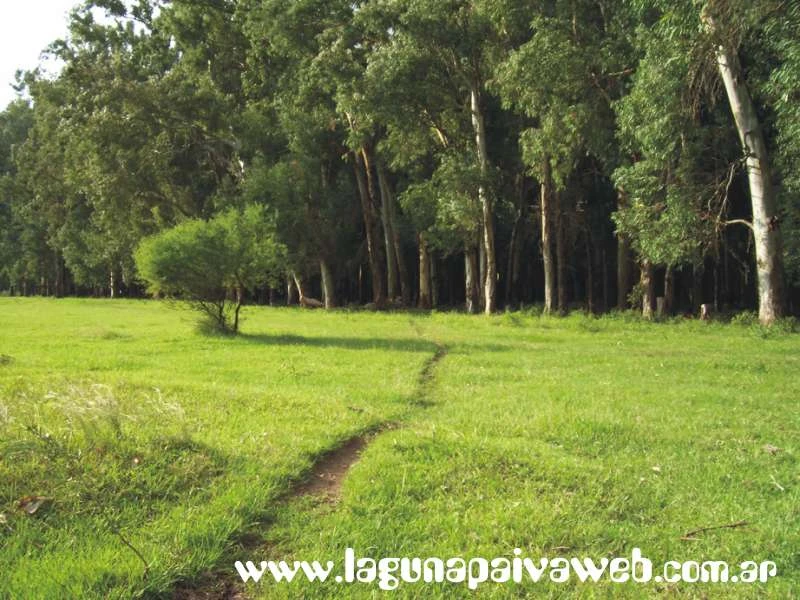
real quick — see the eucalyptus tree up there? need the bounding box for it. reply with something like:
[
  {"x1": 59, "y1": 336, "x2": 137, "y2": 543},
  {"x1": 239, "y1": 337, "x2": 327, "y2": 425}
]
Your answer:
[
  {"x1": 16, "y1": 0, "x2": 244, "y2": 296},
  {"x1": 495, "y1": 0, "x2": 620, "y2": 314},
  {"x1": 620, "y1": 0, "x2": 784, "y2": 324},
  {"x1": 611, "y1": 19, "x2": 715, "y2": 317},
  {"x1": 355, "y1": 0, "x2": 511, "y2": 313},
  {"x1": 701, "y1": 0, "x2": 786, "y2": 323},
  {"x1": 240, "y1": 0, "x2": 389, "y2": 307},
  {"x1": 0, "y1": 100, "x2": 45, "y2": 294}
]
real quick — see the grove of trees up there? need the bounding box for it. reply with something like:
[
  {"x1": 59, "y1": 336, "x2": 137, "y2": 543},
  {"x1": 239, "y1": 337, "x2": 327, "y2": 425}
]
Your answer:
[{"x1": 1, "y1": 0, "x2": 798, "y2": 325}]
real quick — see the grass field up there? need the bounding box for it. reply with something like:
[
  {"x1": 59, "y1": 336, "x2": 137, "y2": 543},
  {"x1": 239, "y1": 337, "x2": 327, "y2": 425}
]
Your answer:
[{"x1": 0, "y1": 298, "x2": 798, "y2": 598}]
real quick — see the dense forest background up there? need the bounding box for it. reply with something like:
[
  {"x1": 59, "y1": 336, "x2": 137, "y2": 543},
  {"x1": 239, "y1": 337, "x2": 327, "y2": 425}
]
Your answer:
[{"x1": 1, "y1": 0, "x2": 798, "y2": 324}]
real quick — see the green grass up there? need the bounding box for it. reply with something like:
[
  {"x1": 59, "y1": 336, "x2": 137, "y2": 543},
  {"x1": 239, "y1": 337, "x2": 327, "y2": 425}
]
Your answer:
[{"x1": 0, "y1": 299, "x2": 798, "y2": 598}]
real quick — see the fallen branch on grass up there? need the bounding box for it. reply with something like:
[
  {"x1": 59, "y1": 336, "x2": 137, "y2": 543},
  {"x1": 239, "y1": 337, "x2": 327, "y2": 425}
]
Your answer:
[
  {"x1": 681, "y1": 520, "x2": 749, "y2": 541},
  {"x1": 111, "y1": 526, "x2": 150, "y2": 578}
]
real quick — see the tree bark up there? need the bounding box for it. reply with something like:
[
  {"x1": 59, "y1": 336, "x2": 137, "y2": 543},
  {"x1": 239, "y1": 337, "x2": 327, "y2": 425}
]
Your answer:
[
  {"x1": 376, "y1": 161, "x2": 399, "y2": 300},
  {"x1": 292, "y1": 272, "x2": 306, "y2": 303},
  {"x1": 377, "y1": 161, "x2": 410, "y2": 305},
  {"x1": 506, "y1": 177, "x2": 526, "y2": 308},
  {"x1": 320, "y1": 259, "x2": 336, "y2": 309},
  {"x1": 705, "y1": 9, "x2": 785, "y2": 325},
  {"x1": 478, "y1": 233, "x2": 486, "y2": 311},
  {"x1": 109, "y1": 267, "x2": 119, "y2": 299},
  {"x1": 585, "y1": 230, "x2": 594, "y2": 313},
  {"x1": 470, "y1": 87, "x2": 496, "y2": 314},
  {"x1": 602, "y1": 247, "x2": 609, "y2": 313},
  {"x1": 541, "y1": 157, "x2": 556, "y2": 314},
  {"x1": 353, "y1": 149, "x2": 386, "y2": 308},
  {"x1": 418, "y1": 233, "x2": 432, "y2": 309},
  {"x1": 692, "y1": 262, "x2": 705, "y2": 315},
  {"x1": 233, "y1": 287, "x2": 243, "y2": 333},
  {"x1": 465, "y1": 246, "x2": 480, "y2": 314},
  {"x1": 287, "y1": 275, "x2": 297, "y2": 306},
  {"x1": 664, "y1": 265, "x2": 675, "y2": 316},
  {"x1": 431, "y1": 253, "x2": 439, "y2": 308},
  {"x1": 641, "y1": 259, "x2": 655, "y2": 319},
  {"x1": 555, "y1": 190, "x2": 567, "y2": 315},
  {"x1": 55, "y1": 254, "x2": 65, "y2": 298}
]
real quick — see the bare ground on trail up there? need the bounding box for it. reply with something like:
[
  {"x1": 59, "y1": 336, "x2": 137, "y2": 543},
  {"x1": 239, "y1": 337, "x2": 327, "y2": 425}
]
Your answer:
[
  {"x1": 171, "y1": 432, "x2": 376, "y2": 599},
  {"x1": 173, "y1": 342, "x2": 447, "y2": 599}
]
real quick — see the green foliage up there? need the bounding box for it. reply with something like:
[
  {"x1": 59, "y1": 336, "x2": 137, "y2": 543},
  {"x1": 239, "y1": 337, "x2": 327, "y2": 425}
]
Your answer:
[
  {"x1": 1, "y1": 0, "x2": 799, "y2": 315},
  {"x1": 399, "y1": 152, "x2": 484, "y2": 254},
  {"x1": 134, "y1": 206, "x2": 285, "y2": 332},
  {"x1": 761, "y1": 1, "x2": 800, "y2": 283},
  {"x1": 0, "y1": 100, "x2": 39, "y2": 292},
  {"x1": 610, "y1": 3, "x2": 726, "y2": 270}
]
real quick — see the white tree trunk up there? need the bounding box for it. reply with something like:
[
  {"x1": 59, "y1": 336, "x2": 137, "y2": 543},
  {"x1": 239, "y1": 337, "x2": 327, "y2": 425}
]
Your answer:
[
  {"x1": 471, "y1": 87, "x2": 496, "y2": 314},
  {"x1": 706, "y1": 9, "x2": 785, "y2": 324},
  {"x1": 641, "y1": 260, "x2": 655, "y2": 320},
  {"x1": 320, "y1": 260, "x2": 335, "y2": 309},
  {"x1": 292, "y1": 272, "x2": 306, "y2": 303},
  {"x1": 541, "y1": 157, "x2": 556, "y2": 314}
]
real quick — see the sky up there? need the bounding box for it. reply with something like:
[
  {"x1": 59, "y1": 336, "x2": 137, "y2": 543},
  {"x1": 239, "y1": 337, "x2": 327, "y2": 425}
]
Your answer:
[{"x1": 0, "y1": 0, "x2": 79, "y2": 110}]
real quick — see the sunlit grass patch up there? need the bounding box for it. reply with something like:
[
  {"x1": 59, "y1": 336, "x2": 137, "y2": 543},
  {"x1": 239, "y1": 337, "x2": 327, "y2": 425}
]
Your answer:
[{"x1": 0, "y1": 299, "x2": 797, "y2": 598}]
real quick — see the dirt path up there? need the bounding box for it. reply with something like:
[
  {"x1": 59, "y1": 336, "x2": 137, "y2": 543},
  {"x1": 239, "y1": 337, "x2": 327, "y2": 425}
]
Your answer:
[{"x1": 173, "y1": 341, "x2": 447, "y2": 599}]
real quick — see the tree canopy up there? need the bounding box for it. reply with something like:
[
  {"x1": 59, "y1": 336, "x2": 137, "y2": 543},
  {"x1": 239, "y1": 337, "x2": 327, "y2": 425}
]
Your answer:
[{"x1": 1, "y1": 0, "x2": 798, "y2": 324}]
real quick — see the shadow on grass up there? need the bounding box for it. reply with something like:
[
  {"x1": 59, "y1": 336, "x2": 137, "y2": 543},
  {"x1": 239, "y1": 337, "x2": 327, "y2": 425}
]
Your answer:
[
  {"x1": 238, "y1": 333, "x2": 437, "y2": 353},
  {"x1": 237, "y1": 332, "x2": 511, "y2": 354}
]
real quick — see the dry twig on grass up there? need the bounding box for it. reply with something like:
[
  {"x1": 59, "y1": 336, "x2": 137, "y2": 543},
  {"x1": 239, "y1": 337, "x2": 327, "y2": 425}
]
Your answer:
[{"x1": 681, "y1": 520, "x2": 749, "y2": 541}]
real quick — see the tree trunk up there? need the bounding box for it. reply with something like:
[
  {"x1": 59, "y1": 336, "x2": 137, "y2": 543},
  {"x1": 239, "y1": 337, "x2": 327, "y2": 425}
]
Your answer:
[
  {"x1": 555, "y1": 190, "x2": 567, "y2": 315},
  {"x1": 602, "y1": 247, "x2": 610, "y2": 313},
  {"x1": 585, "y1": 230, "x2": 594, "y2": 313},
  {"x1": 287, "y1": 275, "x2": 297, "y2": 306},
  {"x1": 705, "y1": 9, "x2": 785, "y2": 325},
  {"x1": 478, "y1": 233, "x2": 486, "y2": 311},
  {"x1": 418, "y1": 233, "x2": 432, "y2": 309},
  {"x1": 506, "y1": 179, "x2": 526, "y2": 308},
  {"x1": 233, "y1": 287, "x2": 243, "y2": 333},
  {"x1": 56, "y1": 255, "x2": 65, "y2": 298},
  {"x1": 664, "y1": 265, "x2": 675, "y2": 316},
  {"x1": 292, "y1": 272, "x2": 306, "y2": 303},
  {"x1": 465, "y1": 246, "x2": 480, "y2": 314},
  {"x1": 692, "y1": 262, "x2": 705, "y2": 315},
  {"x1": 375, "y1": 161, "x2": 398, "y2": 300},
  {"x1": 641, "y1": 260, "x2": 655, "y2": 319},
  {"x1": 431, "y1": 253, "x2": 439, "y2": 309},
  {"x1": 376, "y1": 162, "x2": 410, "y2": 304},
  {"x1": 320, "y1": 259, "x2": 336, "y2": 309},
  {"x1": 616, "y1": 192, "x2": 632, "y2": 309},
  {"x1": 470, "y1": 87, "x2": 496, "y2": 314},
  {"x1": 353, "y1": 149, "x2": 386, "y2": 308},
  {"x1": 541, "y1": 157, "x2": 556, "y2": 314}
]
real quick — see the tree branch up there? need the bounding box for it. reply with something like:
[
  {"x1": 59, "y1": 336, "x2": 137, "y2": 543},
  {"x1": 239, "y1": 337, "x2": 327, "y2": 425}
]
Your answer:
[
  {"x1": 681, "y1": 520, "x2": 749, "y2": 541},
  {"x1": 724, "y1": 219, "x2": 754, "y2": 232}
]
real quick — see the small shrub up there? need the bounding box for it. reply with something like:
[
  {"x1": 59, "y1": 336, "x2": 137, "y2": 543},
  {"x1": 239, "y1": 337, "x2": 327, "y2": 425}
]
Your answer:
[
  {"x1": 731, "y1": 311, "x2": 758, "y2": 327},
  {"x1": 135, "y1": 205, "x2": 286, "y2": 333}
]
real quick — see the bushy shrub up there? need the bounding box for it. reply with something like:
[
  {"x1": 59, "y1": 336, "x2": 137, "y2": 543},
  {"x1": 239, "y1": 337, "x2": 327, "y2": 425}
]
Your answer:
[{"x1": 135, "y1": 205, "x2": 285, "y2": 333}]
